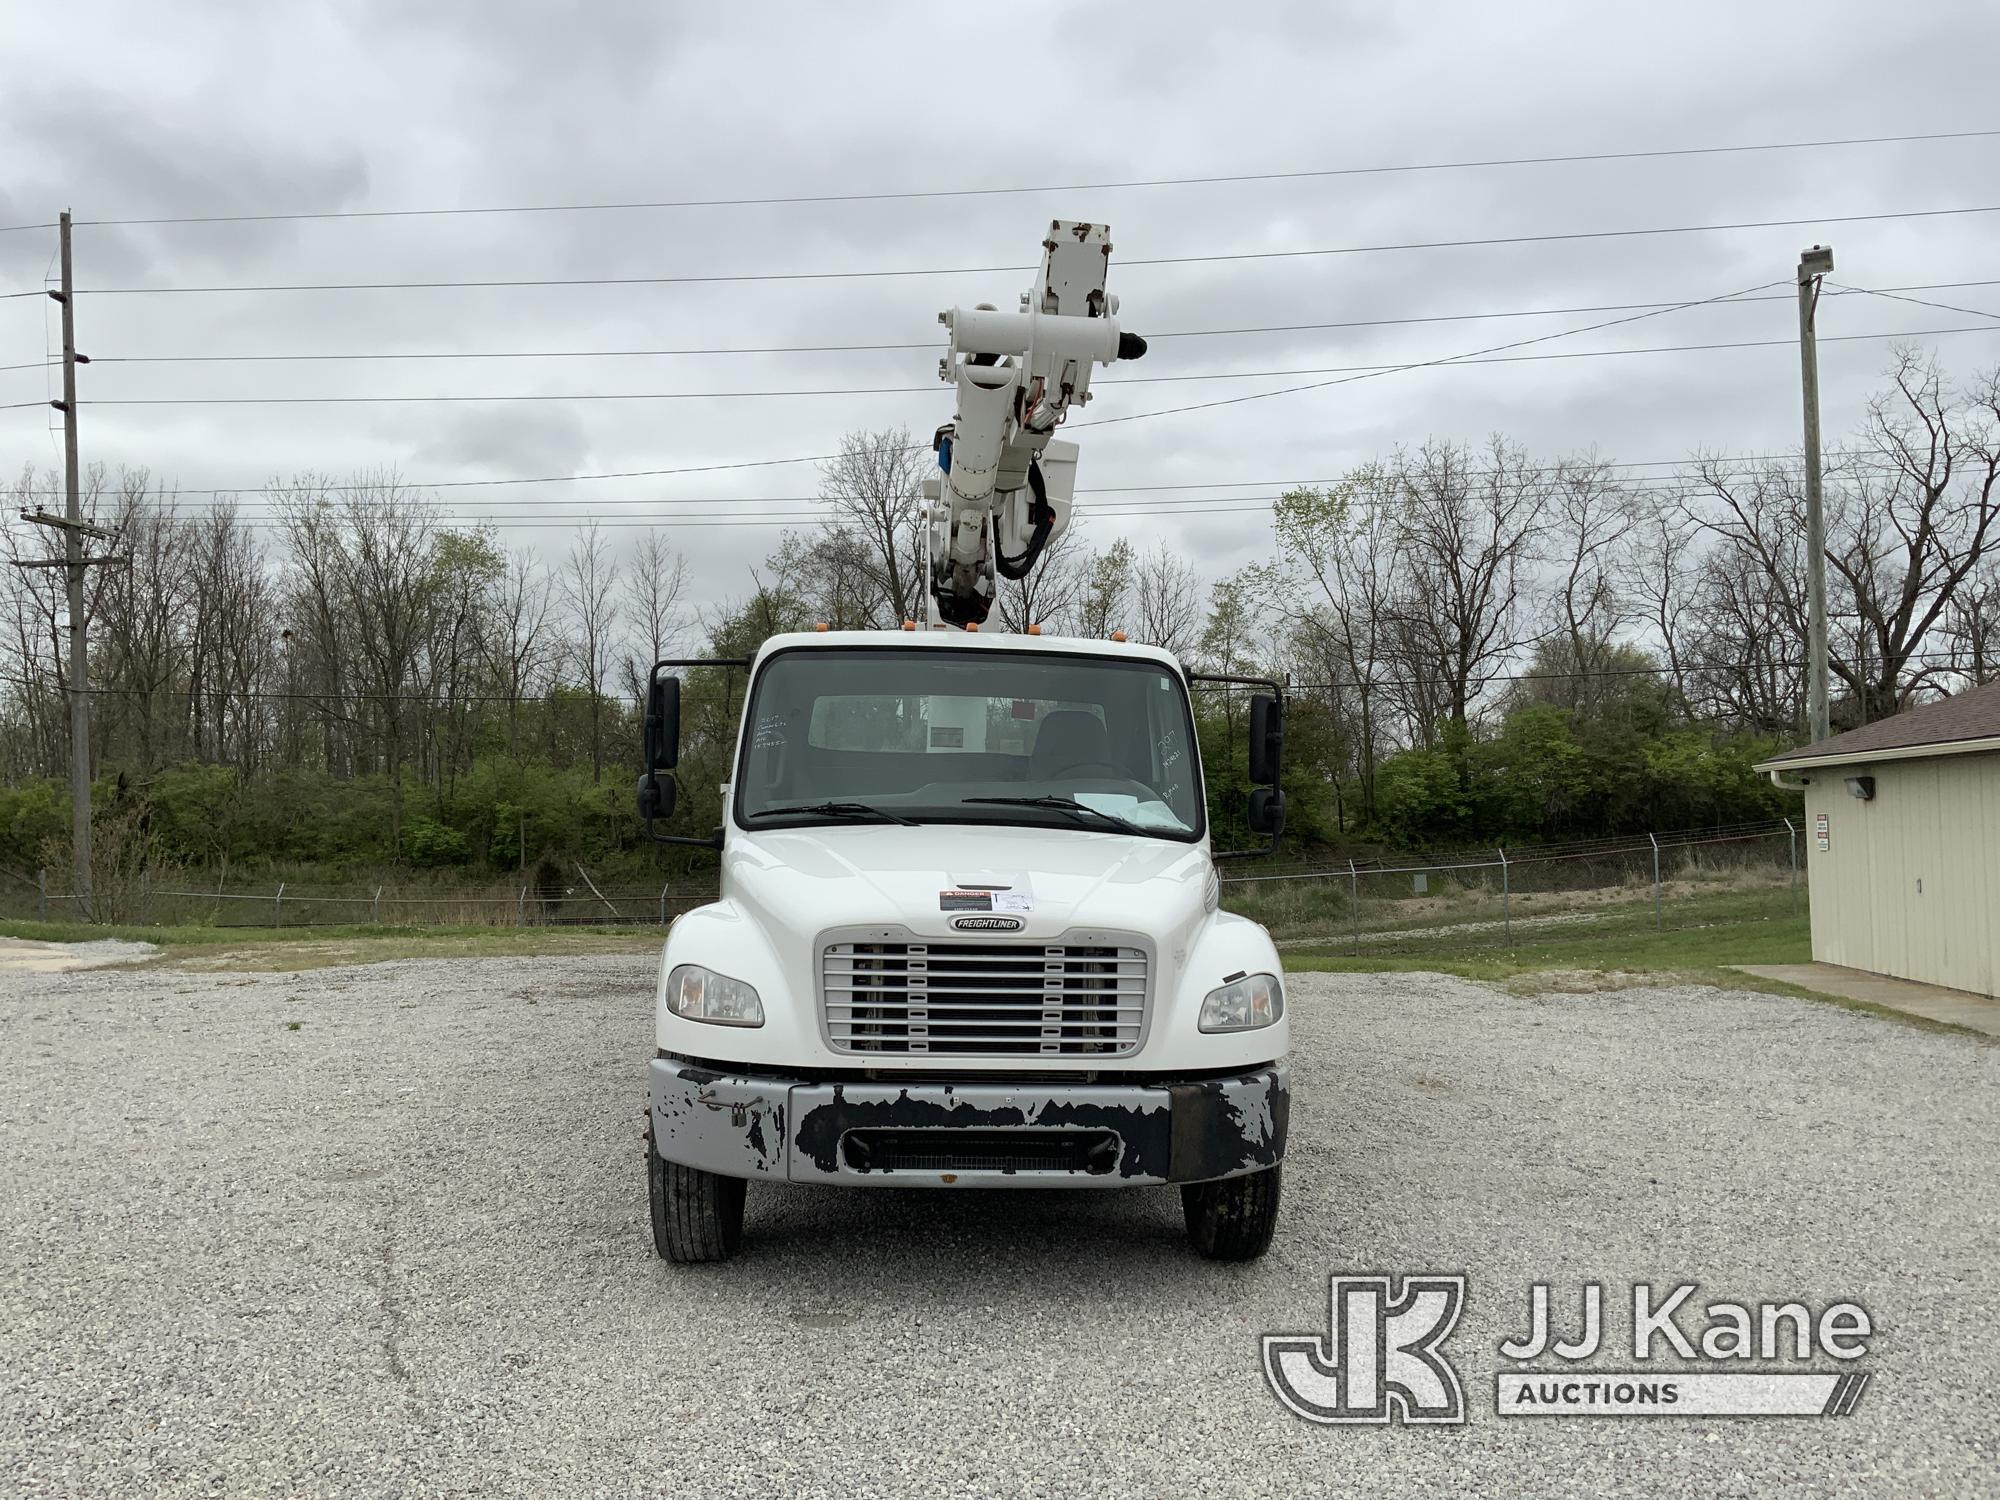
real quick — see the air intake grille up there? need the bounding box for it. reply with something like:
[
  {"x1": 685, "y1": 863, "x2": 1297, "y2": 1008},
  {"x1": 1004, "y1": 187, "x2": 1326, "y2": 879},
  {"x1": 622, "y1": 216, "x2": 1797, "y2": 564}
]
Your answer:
[{"x1": 821, "y1": 940, "x2": 1147, "y2": 1057}]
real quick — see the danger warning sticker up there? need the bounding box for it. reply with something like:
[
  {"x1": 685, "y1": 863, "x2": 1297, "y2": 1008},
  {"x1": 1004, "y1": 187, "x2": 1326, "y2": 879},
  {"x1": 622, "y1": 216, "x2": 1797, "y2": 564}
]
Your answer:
[{"x1": 940, "y1": 890, "x2": 993, "y2": 912}]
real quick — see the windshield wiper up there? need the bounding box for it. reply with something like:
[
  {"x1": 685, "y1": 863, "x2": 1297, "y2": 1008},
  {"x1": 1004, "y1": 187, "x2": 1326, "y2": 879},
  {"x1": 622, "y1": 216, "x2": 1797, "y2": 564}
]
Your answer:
[
  {"x1": 745, "y1": 800, "x2": 919, "y2": 826},
  {"x1": 960, "y1": 794, "x2": 1145, "y2": 835}
]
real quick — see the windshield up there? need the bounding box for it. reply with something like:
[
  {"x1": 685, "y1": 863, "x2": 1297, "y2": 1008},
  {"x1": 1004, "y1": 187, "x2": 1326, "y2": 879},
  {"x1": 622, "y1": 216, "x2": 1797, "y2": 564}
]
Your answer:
[{"x1": 733, "y1": 647, "x2": 1203, "y2": 841}]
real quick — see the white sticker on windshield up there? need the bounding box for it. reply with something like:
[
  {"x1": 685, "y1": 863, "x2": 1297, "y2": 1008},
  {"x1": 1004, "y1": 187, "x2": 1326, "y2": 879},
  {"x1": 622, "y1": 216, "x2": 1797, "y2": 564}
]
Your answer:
[{"x1": 992, "y1": 891, "x2": 1033, "y2": 914}]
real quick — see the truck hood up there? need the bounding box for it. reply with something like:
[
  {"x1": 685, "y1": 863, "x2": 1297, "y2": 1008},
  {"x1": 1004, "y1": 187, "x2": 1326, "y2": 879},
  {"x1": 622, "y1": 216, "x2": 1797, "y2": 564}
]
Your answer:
[{"x1": 721, "y1": 823, "x2": 1213, "y2": 942}]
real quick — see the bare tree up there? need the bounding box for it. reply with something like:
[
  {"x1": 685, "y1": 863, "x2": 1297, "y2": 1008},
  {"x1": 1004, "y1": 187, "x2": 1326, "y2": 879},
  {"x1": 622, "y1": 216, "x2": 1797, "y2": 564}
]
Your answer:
[
  {"x1": 818, "y1": 427, "x2": 927, "y2": 626},
  {"x1": 1621, "y1": 508, "x2": 1701, "y2": 715},
  {"x1": 482, "y1": 547, "x2": 555, "y2": 759},
  {"x1": 94, "y1": 470, "x2": 189, "y2": 772},
  {"x1": 1133, "y1": 540, "x2": 1202, "y2": 656},
  {"x1": 621, "y1": 528, "x2": 688, "y2": 699},
  {"x1": 1386, "y1": 438, "x2": 1546, "y2": 739},
  {"x1": 1689, "y1": 354, "x2": 2000, "y2": 727},
  {"x1": 1263, "y1": 471, "x2": 1402, "y2": 820},
  {"x1": 339, "y1": 475, "x2": 443, "y2": 846},
  {"x1": 994, "y1": 521, "x2": 1084, "y2": 634},
  {"x1": 1834, "y1": 352, "x2": 2000, "y2": 716},
  {"x1": 1546, "y1": 453, "x2": 1638, "y2": 711},
  {"x1": 187, "y1": 503, "x2": 275, "y2": 773},
  {"x1": 562, "y1": 519, "x2": 621, "y2": 781},
  {"x1": 1940, "y1": 555, "x2": 1999, "y2": 682}
]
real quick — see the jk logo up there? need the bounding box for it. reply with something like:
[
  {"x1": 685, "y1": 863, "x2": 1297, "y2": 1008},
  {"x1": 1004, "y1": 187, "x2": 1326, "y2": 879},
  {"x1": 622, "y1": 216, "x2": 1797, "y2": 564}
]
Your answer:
[{"x1": 1263, "y1": 1274, "x2": 1468, "y2": 1425}]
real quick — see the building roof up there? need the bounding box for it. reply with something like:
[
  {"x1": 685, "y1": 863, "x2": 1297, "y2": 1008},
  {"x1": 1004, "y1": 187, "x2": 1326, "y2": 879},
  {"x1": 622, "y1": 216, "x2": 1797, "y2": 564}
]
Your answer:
[{"x1": 1756, "y1": 678, "x2": 2000, "y2": 771}]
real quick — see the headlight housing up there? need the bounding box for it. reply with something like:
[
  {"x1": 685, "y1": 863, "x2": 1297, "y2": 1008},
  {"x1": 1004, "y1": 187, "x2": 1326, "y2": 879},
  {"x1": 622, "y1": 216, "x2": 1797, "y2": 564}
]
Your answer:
[
  {"x1": 1198, "y1": 972, "x2": 1283, "y2": 1032},
  {"x1": 665, "y1": 964, "x2": 765, "y2": 1027}
]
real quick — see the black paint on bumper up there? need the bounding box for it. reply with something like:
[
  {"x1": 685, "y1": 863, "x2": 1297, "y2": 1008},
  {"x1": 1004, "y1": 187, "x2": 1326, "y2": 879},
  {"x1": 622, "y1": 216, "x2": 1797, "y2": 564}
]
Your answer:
[{"x1": 649, "y1": 1059, "x2": 1289, "y2": 1188}]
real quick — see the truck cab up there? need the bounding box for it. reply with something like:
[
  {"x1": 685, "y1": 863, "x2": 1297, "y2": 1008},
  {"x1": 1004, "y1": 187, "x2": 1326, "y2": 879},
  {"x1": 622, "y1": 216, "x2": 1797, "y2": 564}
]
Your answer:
[{"x1": 639, "y1": 628, "x2": 1289, "y2": 1262}]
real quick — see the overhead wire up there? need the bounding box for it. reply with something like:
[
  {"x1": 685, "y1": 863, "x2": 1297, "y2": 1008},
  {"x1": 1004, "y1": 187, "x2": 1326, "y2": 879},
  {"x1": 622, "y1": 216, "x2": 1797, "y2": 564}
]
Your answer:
[
  {"x1": 58, "y1": 323, "x2": 2000, "y2": 407},
  {"x1": 60, "y1": 203, "x2": 2000, "y2": 296},
  {"x1": 42, "y1": 127, "x2": 2000, "y2": 227},
  {"x1": 37, "y1": 280, "x2": 1996, "y2": 368},
  {"x1": 1824, "y1": 280, "x2": 2000, "y2": 323},
  {"x1": 1, "y1": 650, "x2": 1978, "y2": 706}
]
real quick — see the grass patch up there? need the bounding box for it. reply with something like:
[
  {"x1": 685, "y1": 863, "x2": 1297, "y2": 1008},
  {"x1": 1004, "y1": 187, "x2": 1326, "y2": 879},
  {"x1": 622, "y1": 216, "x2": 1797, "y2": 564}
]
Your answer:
[
  {"x1": 0, "y1": 918, "x2": 664, "y2": 972},
  {"x1": 1279, "y1": 889, "x2": 1825, "y2": 1003}
]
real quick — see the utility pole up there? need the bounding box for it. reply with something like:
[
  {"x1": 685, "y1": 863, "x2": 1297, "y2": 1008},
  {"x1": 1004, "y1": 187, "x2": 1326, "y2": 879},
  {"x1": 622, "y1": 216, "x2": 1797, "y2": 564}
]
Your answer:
[
  {"x1": 1797, "y1": 244, "x2": 1834, "y2": 743},
  {"x1": 14, "y1": 211, "x2": 122, "y2": 919}
]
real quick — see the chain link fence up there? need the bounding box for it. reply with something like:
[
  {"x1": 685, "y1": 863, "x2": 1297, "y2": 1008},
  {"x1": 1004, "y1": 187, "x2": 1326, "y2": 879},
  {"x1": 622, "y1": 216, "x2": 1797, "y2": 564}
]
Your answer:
[
  {"x1": 4, "y1": 818, "x2": 1804, "y2": 945},
  {"x1": 1220, "y1": 819, "x2": 1803, "y2": 954},
  {"x1": 5, "y1": 875, "x2": 714, "y2": 929}
]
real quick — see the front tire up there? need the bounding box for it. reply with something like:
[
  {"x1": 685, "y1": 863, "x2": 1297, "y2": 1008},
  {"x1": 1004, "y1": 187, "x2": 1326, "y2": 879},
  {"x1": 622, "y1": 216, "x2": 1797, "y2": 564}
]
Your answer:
[
  {"x1": 648, "y1": 1143, "x2": 747, "y2": 1263},
  {"x1": 1181, "y1": 1165, "x2": 1282, "y2": 1261}
]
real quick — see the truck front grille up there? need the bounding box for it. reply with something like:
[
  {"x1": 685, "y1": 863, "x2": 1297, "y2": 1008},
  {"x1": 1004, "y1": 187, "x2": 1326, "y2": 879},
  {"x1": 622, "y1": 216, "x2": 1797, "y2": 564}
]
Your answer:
[{"x1": 821, "y1": 940, "x2": 1148, "y2": 1057}]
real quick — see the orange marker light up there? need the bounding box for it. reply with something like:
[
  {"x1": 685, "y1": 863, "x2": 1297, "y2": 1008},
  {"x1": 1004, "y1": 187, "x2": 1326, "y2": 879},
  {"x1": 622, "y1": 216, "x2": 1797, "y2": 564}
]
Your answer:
[
  {"x1": 1026, "y1": 623, "x2": 1042, "y2": 636},
  {"x1": 813, "y1": 622, "x2": 830, "y2": 632},
  {"x1": 902, "y1": 619, "x2": 917, "y2": 631},
  {"x1": 965, "y1": 621, "x2": 979, "y2": 632},
  {"x1": 1110, "y1": 630, "x2": 1127, "y2": 642}
]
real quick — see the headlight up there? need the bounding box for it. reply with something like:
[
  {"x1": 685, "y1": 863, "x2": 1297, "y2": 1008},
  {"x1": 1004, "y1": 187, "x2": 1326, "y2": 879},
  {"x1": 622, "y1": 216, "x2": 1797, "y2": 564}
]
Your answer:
[
  {"x1": 665, "y1": 965, "x2": 765, "y2": 1027},
  {"x1": 1198, "y1": 972, "x2": 1283, "y2": 1032}
]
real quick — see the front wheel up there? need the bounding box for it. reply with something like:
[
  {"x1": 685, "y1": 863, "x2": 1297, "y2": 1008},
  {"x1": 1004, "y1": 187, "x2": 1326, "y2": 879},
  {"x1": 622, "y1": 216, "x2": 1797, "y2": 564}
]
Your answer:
[
  {"x1": 1181, "y1": 1165, "x2": 1282, "y2": 1261},
  {"x1": 648, "y1": 1144, "x2": 747, "y2": 1263}
]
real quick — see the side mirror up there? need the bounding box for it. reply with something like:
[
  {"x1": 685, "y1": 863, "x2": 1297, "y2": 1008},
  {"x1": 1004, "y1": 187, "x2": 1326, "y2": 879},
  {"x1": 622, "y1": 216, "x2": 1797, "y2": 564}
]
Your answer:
[
  {"x1": 636, "y1": 772, "x2": 677, "y2": 823},
  {"x1": 1248, "y1": 693, "x2": 1283, "y2": 786},
  {"x1": 1247, "y1": 786, "x2": 1286, "y2": 837},
  {"x1": 645, "y1": 674, "x2": 681, "y2": 772}
]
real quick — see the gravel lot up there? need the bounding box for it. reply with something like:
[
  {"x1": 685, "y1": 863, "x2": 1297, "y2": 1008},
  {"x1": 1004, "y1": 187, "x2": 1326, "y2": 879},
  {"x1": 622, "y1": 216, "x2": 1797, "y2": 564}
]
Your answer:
[{"x1": 3, "y1": 955, "x2": 1995, "y2": 1498}]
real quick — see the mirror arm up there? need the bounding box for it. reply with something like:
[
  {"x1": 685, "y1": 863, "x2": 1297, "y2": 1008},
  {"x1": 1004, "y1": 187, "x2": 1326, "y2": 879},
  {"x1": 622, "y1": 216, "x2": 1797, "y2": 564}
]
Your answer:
[
  {"x1": 648, "y1": 824, "x2": 724, "y2": 850},
  {"x1": 1211, "y1": 835, "x2": 1278, "y2": 863}
]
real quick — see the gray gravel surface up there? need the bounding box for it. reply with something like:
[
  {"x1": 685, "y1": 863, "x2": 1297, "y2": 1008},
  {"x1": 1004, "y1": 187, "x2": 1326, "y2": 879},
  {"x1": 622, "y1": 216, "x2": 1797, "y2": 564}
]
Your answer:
[{"x1": 2, "y1": 957, "x2": 1995, "y2": 1498}]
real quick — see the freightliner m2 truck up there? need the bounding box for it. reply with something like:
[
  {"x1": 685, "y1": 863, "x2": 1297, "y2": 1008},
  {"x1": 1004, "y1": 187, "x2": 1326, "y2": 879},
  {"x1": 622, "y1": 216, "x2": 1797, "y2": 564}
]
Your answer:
[{"x1": 636, "y1": 225, "x2": 1290, "y2": 1262}]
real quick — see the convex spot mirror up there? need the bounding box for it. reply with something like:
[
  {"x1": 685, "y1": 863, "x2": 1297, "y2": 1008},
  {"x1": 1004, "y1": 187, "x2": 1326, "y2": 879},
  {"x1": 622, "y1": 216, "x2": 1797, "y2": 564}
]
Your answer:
[{"x1": 1248, "y1": 786, "x2": 1285, "y2": 837}]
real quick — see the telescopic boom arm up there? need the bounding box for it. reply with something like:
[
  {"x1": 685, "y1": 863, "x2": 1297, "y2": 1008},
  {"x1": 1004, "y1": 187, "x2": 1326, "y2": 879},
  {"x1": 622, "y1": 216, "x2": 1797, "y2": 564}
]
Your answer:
[{"x1": 922, "y1": 220, "x2": 1146, "y2": 628}]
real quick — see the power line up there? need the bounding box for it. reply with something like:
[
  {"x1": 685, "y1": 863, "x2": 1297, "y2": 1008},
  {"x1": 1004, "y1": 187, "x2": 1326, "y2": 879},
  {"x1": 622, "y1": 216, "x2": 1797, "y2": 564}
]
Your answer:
[
  {"x1": 66, "y1": 204, "x2": 2000, "y2": 296},
  {"x1": 51, "y1": 280, "x2": 2000, "y2": 369},
  {"x1": 1825, "y1": 280, "x2": 2000, "y2": 323},
  {"x1": 78, "y1": 449, "x2": 1936, "y2": 516},
  {"x1": 80, "y1": 319, "x2": 1997, "y2": 408},
  {"x1": 1077, "y1": 275, "x2": 1798, "y2": 433},
  {"x1": 43, "y1": 272, "x2": 1957, "y2": 496},
  {"x1": 49, "y1": 127, "x2": 2000, "y2": 228},
  {"x1": 66, "y1": 444, "x2": 1906, "y2": 504},
  {"x1": 47, "y1": 471, "x2": 1907, "y2": 531},
  {"x1": 3, "y1": 651, "x2": 1978, "y2": 706}
]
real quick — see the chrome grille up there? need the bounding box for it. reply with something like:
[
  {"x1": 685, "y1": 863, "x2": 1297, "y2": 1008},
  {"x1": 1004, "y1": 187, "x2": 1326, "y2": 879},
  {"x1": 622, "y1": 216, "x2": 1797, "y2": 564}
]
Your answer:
[{"x1": 821, "y1": 940, "x2": 1148, "y2": 1057}]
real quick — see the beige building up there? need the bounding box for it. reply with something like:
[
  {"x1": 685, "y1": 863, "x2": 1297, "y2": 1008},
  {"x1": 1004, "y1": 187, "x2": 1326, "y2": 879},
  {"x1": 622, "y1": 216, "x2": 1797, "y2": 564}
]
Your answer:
[{"x1": 1756, "y1": 681, "x2": 2000, "y2": 999}]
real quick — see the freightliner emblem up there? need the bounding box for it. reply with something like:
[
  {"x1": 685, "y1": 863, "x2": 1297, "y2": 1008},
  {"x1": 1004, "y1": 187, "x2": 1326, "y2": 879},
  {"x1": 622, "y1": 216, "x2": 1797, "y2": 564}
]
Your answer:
[{"x1": 950, "y1": 915, "x2": 1024, "y2": 932}]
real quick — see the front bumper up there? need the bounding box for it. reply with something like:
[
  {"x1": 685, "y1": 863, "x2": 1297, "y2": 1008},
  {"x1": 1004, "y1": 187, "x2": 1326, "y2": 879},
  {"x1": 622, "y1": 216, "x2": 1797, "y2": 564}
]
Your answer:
[{"x1": 648, "y1": 1057, "x2": 1289, "y2": 1188}]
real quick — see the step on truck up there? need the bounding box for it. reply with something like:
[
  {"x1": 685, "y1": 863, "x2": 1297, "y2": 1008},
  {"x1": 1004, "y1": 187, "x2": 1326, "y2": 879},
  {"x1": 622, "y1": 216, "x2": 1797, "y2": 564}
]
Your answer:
[{"x1": 635, "y1": 223, "x2": 1290, "y2": 1262}]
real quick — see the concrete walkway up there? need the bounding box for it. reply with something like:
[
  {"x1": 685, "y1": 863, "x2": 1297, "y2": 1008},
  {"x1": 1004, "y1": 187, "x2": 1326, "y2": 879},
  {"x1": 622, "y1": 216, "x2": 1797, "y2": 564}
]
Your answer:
[{"x1": 1734, "y1": 963, "x2": 2000, "y2": 1036}]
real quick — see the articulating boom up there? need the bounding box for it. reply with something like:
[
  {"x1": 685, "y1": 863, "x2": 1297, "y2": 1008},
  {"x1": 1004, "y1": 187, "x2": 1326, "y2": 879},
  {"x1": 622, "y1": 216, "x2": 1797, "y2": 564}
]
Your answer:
[{"x1": 922, "y1": 220, "x2": 1146, "y2": 628}]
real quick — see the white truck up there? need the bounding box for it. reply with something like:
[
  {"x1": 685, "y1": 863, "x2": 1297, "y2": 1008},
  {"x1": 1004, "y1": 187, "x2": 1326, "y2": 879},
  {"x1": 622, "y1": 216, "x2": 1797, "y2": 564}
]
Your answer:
[{"x1": 636, "y1": 224, "x2": 1290, "y2": 1262}]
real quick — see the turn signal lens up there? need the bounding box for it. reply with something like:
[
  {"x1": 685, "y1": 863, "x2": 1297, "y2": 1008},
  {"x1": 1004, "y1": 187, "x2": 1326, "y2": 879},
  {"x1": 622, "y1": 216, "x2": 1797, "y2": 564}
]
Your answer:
[{"x1": 1198, "y1": 973, "x2": 1283, "y2": 1033}]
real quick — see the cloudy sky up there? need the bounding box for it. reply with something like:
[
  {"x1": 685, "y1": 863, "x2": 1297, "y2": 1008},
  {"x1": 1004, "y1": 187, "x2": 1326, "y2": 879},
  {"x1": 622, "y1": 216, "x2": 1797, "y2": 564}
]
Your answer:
[{"x1": 3, "y1": 0, "x2": 1997, "y2": 615}]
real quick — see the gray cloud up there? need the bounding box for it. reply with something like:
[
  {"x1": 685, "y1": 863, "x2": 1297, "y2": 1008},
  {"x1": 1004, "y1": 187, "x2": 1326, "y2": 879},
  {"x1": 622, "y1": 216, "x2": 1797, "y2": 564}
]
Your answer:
[{"x1": 2, "y1": 0, "x2": 1997, "y2": 612}]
